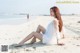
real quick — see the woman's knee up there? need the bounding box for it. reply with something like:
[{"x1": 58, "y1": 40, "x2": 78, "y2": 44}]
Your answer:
[
  {"x1": 32, "y1": 31, "x2": 36, "y2": 34},
  {"x1": 38, "y1": 25, "x2": 42, "y2": 28}
]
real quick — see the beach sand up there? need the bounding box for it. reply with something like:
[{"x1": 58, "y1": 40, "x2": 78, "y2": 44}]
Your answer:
[{"x1": 0, "y1": 15, "x2": 80, "y2": 53}]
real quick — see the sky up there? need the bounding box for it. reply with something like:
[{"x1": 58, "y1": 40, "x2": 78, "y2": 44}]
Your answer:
[
  {"x1": 0, "y1": 0, "x2": 56, "y2": 15},
  {"x1": 0, "y1": 0, "x2": 80, "y2": 15}
]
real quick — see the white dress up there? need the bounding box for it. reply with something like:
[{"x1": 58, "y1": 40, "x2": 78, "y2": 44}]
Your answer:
[{"x1": 42, "y1": 20, "x2": 61, "y2": 44}]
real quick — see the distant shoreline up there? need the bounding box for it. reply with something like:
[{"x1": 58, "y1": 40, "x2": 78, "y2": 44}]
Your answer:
[{"x1": 1, "y1": 13, "x2": 80, "y2": 17}]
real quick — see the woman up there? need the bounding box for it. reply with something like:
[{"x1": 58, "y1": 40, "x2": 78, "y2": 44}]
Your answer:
[
  {"x1": 19, "y1": 6, "x2": 64, "y2": 45},
  {"x1": 50, "y1": 6, "x2": 64, "y2": 39}
]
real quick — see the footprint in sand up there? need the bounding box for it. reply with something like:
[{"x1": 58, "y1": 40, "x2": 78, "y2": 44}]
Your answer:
[
  {"x1": 68, "y1": 41, "x2": 71, "y2": 43},
  {"x1": 32, "y1": 47, "x2": 36, "y2": 50},
  {"x1": 76, "y1": 45, "x2": 80, "y2": 47},
  {"x1": 77, "y1": 21, "x2": 80, "y2": 23},
  {"x1": 26, "y1": 49, "x2": 31, "y2": 51},
  {"x1": 43, "y1": 51, "x2": 47, "y2": 53},
  {"x1": 64, "y1": 47, "x2": 67, "y2": 49},
  {"x1": 72, "y1": 44, "x2": 80, "y2": 47}
]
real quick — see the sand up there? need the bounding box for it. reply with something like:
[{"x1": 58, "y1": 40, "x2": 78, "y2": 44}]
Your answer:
[{"x1": 0, "y1": 15, "x2": 80, "y2": 53}]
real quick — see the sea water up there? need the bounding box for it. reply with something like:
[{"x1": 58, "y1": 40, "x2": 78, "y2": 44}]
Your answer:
[{"x1": 0, "y1": 15, "x2": 37, "y2": 25}]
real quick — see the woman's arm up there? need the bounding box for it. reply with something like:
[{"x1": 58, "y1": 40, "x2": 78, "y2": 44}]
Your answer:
[
  {"x1": 53, "y1": 18, "x2": 59, "y2": 44},
  {"x1": 61, "y1": 27, "x2": 65, "y2": 38},
  {"x1": 54, "y1": 19, "x2": 64, "y2": 45}
]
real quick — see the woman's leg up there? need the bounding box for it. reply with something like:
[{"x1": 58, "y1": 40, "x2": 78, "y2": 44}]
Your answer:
[
  {"x1": 30, "y1": 25, "x2": 46, "y2": 44},
  {"x1": 19, "y1": 32, "x2": 43, "y2": 45},
  {"x1": 36, "y1": 25, "x2": 46, "y2": 33}
]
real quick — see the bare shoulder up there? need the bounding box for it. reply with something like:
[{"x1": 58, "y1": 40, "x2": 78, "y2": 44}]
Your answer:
[{"x1": 54, "y1": 18, "x2": 58, "y2": 23}]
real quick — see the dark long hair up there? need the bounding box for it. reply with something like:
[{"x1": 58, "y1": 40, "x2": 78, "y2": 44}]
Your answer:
[{"x1": 50, "y1": 6, "x2": 63, "y2": 32}]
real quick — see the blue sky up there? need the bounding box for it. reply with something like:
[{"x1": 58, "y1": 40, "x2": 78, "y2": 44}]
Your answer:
[
  {"x1": 0, "y1": 0, "x2": 80, "y2": 15},
  {"x1": 0, "y1": 0, "x2": 56, "y2": 15}
]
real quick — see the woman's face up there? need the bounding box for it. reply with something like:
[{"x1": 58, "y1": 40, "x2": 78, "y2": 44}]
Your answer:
[{"x1": 50, "y1": 9, "x2": 54, "y2": 16}]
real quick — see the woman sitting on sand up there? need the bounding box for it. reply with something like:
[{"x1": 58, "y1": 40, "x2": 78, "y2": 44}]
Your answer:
[{"x1": 19, "y1": 6, "x2": 64, "y2": 45}]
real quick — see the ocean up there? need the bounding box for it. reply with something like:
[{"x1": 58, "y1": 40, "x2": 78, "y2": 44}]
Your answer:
[
  {"x1": 0, "y1": 15, "x2": 37, "y2": 25},
  {"x1": 0, "y1": 15, "x2": 26, "y2": 19}
]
